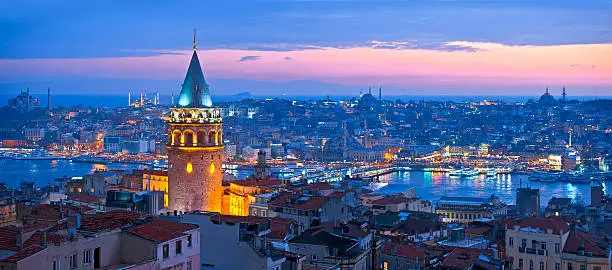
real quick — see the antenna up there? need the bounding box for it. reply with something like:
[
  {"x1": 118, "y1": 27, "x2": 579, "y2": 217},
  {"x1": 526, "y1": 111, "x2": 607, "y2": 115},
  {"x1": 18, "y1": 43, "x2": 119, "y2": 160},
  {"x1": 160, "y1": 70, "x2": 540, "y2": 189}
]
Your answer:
[{"x1": 193, "y1": 28, "x2": 197, "y2": 51}]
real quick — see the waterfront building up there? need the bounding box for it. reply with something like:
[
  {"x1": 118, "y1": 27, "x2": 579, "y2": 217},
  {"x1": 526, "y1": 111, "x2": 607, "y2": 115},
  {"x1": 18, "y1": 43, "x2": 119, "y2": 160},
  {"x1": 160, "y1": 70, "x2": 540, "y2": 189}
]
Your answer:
[
  {"x1": 516, "y1": 187, "x2": 541, "y2": 217},
  {"x1": 436, "y1": 196, "x2": 508, "y2": 223},
  {"x1": 167, "y1": 33, "x2": 224, "y2": 214},
  {"x1": 24, "y1": 127, "x2": 45, "y2": 141},
  {"x1": 370, "y1": 195, "x2": 434, "y2": 215}
]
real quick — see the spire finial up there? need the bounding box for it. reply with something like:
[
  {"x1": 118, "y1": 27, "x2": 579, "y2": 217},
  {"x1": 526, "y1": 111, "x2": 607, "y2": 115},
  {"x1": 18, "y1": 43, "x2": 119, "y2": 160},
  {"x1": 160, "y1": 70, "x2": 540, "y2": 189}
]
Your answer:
[{"x1": 193, "y1": 28, "x2": 197, "y2": 51}]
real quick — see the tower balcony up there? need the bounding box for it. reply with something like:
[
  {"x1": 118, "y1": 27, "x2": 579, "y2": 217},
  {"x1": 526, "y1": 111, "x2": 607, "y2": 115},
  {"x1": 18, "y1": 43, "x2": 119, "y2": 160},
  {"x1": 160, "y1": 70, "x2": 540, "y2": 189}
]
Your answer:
[{"x1": 168, "y1": 107, "x2": 223, "y2": 124}]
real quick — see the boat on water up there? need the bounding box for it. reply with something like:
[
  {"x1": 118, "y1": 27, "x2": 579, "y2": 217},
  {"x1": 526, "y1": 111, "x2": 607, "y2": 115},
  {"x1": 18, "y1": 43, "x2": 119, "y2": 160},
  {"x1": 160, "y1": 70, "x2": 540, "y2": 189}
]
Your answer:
[
  {"x1": 496, "y1": 167, "x2": 514, "y2": 174},
  {"x1": 11, "y1": 149, "x2": 64, "y2": 160},
  {"x1": 461, "y1": 168, "x2": 479, "y2": 177},
  {"x1": 486, "y1": 170, "x2": 497, "y2": 177},
  {"x1": 448, "y1": 169, "x2": 463, "y2": 177},
  {"x1": 539, "y1": 174, "x2": 558, "y2": 183}
]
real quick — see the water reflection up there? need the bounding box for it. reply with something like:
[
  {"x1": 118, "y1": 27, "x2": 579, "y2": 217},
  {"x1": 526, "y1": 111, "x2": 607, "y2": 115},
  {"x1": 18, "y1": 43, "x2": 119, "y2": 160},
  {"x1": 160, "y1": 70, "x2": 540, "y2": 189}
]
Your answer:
[{"x1": 376, "y1": 171, "x2": 610, "y2": 204}]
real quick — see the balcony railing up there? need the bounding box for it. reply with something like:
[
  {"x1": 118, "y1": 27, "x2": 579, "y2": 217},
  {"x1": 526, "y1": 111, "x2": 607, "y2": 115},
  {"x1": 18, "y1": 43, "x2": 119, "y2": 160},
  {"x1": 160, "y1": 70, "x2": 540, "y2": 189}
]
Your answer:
[
  {"x1": 518, "y1": 247, "x2": 525, "y2": 253},
  {"x1": 526, "y1": 248, "x2": 536, "y2": 254}
]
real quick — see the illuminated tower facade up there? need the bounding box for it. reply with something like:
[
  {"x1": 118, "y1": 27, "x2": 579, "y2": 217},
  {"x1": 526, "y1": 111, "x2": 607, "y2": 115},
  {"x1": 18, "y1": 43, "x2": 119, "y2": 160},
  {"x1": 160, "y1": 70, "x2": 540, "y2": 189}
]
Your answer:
[{"x1": 167, "y1": 30, "x2": 223, "y2": 213}]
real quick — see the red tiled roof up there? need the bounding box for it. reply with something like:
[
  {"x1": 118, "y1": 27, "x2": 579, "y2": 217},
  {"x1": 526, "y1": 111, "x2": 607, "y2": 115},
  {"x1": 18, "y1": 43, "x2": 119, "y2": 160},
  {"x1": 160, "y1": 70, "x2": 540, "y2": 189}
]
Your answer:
[
  {"x1": 0, "y1": 226, "x2": 21, "y2": 251},
  {"x1": 79, "y1": 211, "x2": 145, "y2": 232},
  {"x1": 23, "y1": 204, "x2": 94, "y2": 223},
  {"x1": 382, "y1": 242, "x2": 426, "y2": 260},
  {"x1": 518, "y1": 217, "x2": 569, "y2": 235},
  {"x1": 125, "y1": 218, "x2": 198, "y2": 243},
  {"x1": 441, "y1": 248, "x2": 481, "y2": 270},
  {"x1": 563, "y1": 230, "x2": 607, "y2": 257},
  {"x1": 67, "y1": 194, "x2": 101, "y2": 204},
  {"x1": 23, "y1": 231, "x2": 67, "y2": 247},
  {"x1": 0, "y1": 245, "x2": 45, "y2": 263},
  {"x1": 268, "y1": 218, "x2": 297, "y2": 240}
]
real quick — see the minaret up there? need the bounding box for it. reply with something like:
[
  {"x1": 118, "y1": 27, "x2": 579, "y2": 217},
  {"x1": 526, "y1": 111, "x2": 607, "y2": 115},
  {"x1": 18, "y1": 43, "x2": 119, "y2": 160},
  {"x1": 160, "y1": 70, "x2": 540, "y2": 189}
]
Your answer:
[
  {"x1": 47, "y1": 87, "x2": 51, "y2": 112},
  {"x1": 562, "y1": 87, "x2": 567, "y2": 104},
  {"x1": 167, "y1": 30, "x2": 223, "y2": 214},
  {"x1": 342, "y1": 121, "x2": 348, "y2": 159},
  {"x1": 171, "y1": 92, "x2": 175, "y2": 105},
  {"x1": 156, "y1": 90, "x2": 160, "y2": 105},
  {"x1": 379, "y1": 87, "x2": 382, "y2": 100},
  {"x1": 569, "y1": 129, "x2": 572, "y2": 147},
  {"x1": 128, "y1": 91, "x2": 131, "y2": 106},
  {"x1": 363, "y1": 119, "x2": 369, "y2": 148},
  {"x1": 26, "y1": 88, "x2": 31, "y2": 112}
]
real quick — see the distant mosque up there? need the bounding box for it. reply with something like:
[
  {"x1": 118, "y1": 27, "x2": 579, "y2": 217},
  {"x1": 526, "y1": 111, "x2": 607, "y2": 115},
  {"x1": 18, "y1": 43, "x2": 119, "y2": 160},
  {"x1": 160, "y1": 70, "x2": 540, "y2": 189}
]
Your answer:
[
  {"x1": 538, "y1": 87, "x2": 567, "y2": 107},
  {"x1": 128, "y1": 90, "x2": 160, "y2": 107}
]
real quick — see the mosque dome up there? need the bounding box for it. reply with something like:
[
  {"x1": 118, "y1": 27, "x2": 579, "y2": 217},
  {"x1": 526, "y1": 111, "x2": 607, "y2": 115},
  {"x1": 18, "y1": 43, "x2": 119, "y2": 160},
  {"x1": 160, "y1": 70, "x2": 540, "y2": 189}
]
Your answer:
[
  {"x1": 324, "y1": 135, "x2": 362, "y2": 153},
  {"x1": 539, "y1": 88, "x2": 558, "y2": 106},
  {"x1": 358, "y1": 93, "x2": 379, "y2": 111}
]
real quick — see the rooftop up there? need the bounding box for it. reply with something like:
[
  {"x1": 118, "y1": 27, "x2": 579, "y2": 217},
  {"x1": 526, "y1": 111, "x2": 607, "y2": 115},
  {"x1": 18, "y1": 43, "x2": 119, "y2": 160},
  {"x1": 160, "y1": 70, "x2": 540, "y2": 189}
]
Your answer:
[
  {"x1": 563, "y1": 230, "x2": 607, "y2": 257},
  {"x1": 0, "y1": 245, "x2": 45, "y2": 263},
  {"x1": 124, "y1": 218, "x2": 198, "y2": 243},
  {"x1": 269, "y1": 193, "x2": 329, "y2": 211},
  {"x1": 79, "y1": 211, "x2": 145, "y2": 232},
  {"x1": 440, "y1": 247, "x2": 481, "y2": 270},
  {"x1": 382, "y1": 242, "x2": 426, "y2": 260},
  {"x1": 516, "y1": 217, "x2": 569, "y2": 235}
]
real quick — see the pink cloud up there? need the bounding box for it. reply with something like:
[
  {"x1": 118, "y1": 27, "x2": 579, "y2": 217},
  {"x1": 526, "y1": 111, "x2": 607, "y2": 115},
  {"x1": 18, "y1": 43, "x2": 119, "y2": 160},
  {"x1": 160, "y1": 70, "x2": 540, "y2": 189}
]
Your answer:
[{"x1": 1, "y1": 41, "x2": 611, "y2": 91}]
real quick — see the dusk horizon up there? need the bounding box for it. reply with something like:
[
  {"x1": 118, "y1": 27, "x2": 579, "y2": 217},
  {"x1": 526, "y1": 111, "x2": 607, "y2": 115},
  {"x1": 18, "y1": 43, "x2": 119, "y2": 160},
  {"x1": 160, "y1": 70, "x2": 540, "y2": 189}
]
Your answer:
[{"x1": 2, "y1": 0, "x2": 611, "y2": 96}]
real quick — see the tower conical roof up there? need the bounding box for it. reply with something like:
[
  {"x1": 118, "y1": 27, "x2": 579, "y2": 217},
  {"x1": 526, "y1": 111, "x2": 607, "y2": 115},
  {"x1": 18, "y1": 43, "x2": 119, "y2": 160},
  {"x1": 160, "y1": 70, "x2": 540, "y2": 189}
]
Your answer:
[{"x1": 176, "y1": 50, "x2": 213, "y2": 107}]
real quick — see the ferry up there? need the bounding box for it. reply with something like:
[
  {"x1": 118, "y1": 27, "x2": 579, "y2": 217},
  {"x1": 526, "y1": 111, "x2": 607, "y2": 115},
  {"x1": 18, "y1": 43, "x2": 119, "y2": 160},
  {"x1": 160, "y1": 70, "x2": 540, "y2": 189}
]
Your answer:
[
  {"x1": 496, "y1": 167, "x2": 514, "y2": 174},
  {"x1": 448, "y1": 169, "x2": 463, "y2": 177},
  {"x1": 486, "y1": 170, "x2": 497, "y2": 178},
  {"x1": 461, "y1": 168, "x2": 479, "y2": 177},
  {"x1": 12, "y1": 150, "x2": 64, "y2": 160}
]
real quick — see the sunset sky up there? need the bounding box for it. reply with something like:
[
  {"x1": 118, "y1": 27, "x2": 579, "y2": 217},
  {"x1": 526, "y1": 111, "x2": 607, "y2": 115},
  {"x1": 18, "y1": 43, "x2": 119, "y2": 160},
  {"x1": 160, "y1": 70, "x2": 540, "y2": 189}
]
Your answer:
[{"x1": 1, "y1": 1, "x2": 611, "y2": 96}]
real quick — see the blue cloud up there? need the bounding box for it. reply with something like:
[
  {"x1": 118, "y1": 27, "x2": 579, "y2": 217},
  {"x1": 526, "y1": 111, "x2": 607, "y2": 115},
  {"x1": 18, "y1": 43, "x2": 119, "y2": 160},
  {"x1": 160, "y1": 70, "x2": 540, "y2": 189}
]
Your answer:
[{"x1": 238, "y1": 55, "x2": 261, "y2": 62}]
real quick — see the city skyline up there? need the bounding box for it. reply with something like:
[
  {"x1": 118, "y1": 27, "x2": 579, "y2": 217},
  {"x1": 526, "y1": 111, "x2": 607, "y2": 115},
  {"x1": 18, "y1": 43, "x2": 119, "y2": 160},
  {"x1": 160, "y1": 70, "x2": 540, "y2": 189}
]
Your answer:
[{"x1": 1, "y1": 0, "x2": 611, "y2": 96}]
